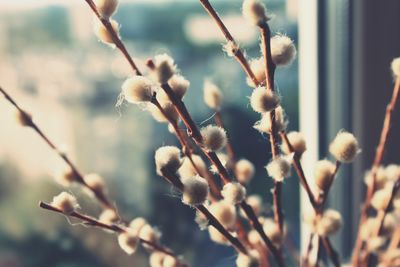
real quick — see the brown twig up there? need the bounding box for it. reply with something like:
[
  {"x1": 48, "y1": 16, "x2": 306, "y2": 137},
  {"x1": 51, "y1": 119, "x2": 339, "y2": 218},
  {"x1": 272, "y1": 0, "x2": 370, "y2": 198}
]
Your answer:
[
  {"x1": 352, "y1": 77, "x2": 400, "y2": 266},
  {"x1": 39, "y1": 201, "x2": 182, "y2": 260},
  {"x1": 0, "y1": 87, "x2": 113, "y2": 210},
  {"x1": 198, "y1": 0, "x2": 259, "y2": 87},
  {"x1": 321, "y1": 237, "x2": 340, "y2": 267}
]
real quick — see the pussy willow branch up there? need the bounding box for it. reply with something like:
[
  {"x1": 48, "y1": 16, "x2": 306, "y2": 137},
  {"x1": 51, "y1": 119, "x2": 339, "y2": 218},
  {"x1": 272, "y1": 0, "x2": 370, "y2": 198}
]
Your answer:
[
  {"x1": 352, "y1": 77, "x2": 400, "y2": 266},
  {"x1": 0, "y1": 87, "x2": 114, "y2": 210},
  {"x1": 258, "y1": 21, "x2": 284, "y2": 237},
  {"x1": 214, "y1": 111, "x2": 236, "y2": 169},
  {"x1": 157, "y1": 82, "x2": 284, "y2": 266},
  {"x1": 38, "y1": 201, "x2": 183, "y2": 261},
  {"x1": 160, "y1": 170, "x2": 248, "y2": 255},
  {"x1": 83, "y1": 0, "x2": 142, "y2": 75},
  {"x1": 321, "y1": 237, "x2": 340, "y2": 267},
  {"x1": 151, "y1": 97, "x2": 221, "y2": 200},
  {"x1": 198, "y1": 0, "x2": 259, "y2": 87}
]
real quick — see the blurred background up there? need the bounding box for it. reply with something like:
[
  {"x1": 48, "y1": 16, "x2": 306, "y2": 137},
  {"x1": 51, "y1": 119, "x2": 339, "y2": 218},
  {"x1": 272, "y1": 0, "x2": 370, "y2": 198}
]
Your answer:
[{"x1": 0, "y1": 0, "x2": 399, "y2": 266}]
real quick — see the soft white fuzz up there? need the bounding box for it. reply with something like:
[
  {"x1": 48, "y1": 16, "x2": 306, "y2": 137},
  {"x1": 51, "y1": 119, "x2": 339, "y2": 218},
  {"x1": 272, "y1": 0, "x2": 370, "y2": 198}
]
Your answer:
[
  {"x1": 246, "y1": 195, "x2": 262, "y2": 216},
  {"x1": 153, "y1": 54, "x2": 176, "y2": 84},
  {"x1": 168, "y1": 75, "x2": 189, "y2": 99},
  {"x1": 209, "y1": 201, "x2": 237, "y2": 229},
  {"x1": 384, "y1": 164, "x2": 400, "y2": 181},
  {"x1": 14, "y1": 109, "x2": 32, "y2": 127},
  {"x1": 248, "y1": 229, "x2": 261, "y2": 245},
  {"x1": 281, "y1": 131, "x2": 306, "y2": 155},
  {"x1": 371, "y1": 186, "x2": 392, "y2": 210},
  {"x1": 235, "y1": 159, "x2": 255, "y2": 184},
  {"x1": 51, "y1": 192, "x2": 78, "y2": 214},
  {"x1": 391, "y1": 57, "x2": 400, "y2": 77},
  {"x1": 129, "y1": 217, "x2": 147, "y2": 235},
  {"x1": 55, "y1": 168, "x2": 76, "y2": 187},
  {"x1": 329, "y1": 131, "x2": 360, "y2": 163},
  {"x1": 163, "y1": 255, "x2": 179, "y2": 267},
  {"x1": 270, "y1": 35, "x2": 297, "y2": 67},
  {"x1": 84, "y1": 173, "x2": 106, "y2": 195},
  {"x1": 223, "y1": 41, "x2": 238, "y2": 57},
  {"x1": 242, "y1": 0, "x2": 268, "y2": 26},
  {"x1": 200, "y1": 125, "x2": 227, "y2": 152},
  {"x1": 195, "y1": 210, "x2": 209, "y2": 230},
  {"x1": 253, "y1": 106, "x2": 287, "y2": 133},
  {"x1": 314, "y1": 160, "x2": 336, "y2": 192},
  {"x1": 221, "y1": 182, "x2": 246, "y2": 204},
  {"x1": 208, "y1": 226, "x2": 229, "y2": 245},
  {"x1": 154, "y1": 146, "x2": 182, "y2": 176},
  {"x1": 99, "y1": 209, "x2": 119, "y2": 224},
  {"x1": 364, "y1": 167, "x2": 387, "y2": 190},
  {"x1": 236, "y1": 250, "x2": 260, "y2": 267},
  {"x1": 316, "y1": 209, "x2": 343, "y2": 236},
  {"x1": 122, "y1": 76, "x2": 154, "y2": 104},
  {"x1": 263, "y1": 219, "x2": 283, "y2": 246},
  {"x1": 94, "y1": 19, "x2": 119, "y2": 45},
  {"x1": 182, "y1": 175, "x2": 209, "y2": 206},
  {"x1": 139, "y1": 224, "x2": 161, "y2": 248},
  {"x1": 250, "y1": 87, "x2": 280, "y2": 113},
  {"x1": 179, "y1": 155, "x2": 207, "y2": 179},
  {"x1": 203, "y1": 80, "x2": 223, "y2": 111},
  {"x1": 95, "y1": 0, "x2": 118, "y2": 18},
  {"x1": 118, "y1": 230, "x2": 139, "y2": 255},
  {"x1": 149, "y1": 252, "x2": 165, "y2": 267},
  {"x1": 266, "y1": 156, "x2": 291, "y2": 182},
  {"x1": 247, "y1": 57, "x2": 265, "y2": 87},
  {"x1": 149, "y1": 101, "x2": 179, "y2": 123}
]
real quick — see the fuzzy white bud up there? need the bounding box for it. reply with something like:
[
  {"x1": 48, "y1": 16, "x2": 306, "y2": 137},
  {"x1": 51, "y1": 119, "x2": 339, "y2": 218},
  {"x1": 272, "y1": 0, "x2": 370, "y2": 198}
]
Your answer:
[
  {"x1": 51, "y1": 192, "x2": 79, "y2": 214},
  {"x1": 364, "y1": 167, "x2": 387, "y2": 190},
  {"x1": 329, "y1": 131, "x2": 360, "y2": 163},
  {"x1": 253, "y1": 106, "x2": 287, "y2": 133},
  {"x1": 235, "y1": 159, "x2": 255, "y2": 184},
  {"x1": 139, "y1": 224, "x2": 161, "y2": 249},
  {"x1": 182, "y1": 175, "x2": 209, "y2": 206},
  {"x1": 203, "y1": 80, "x2": 223, "y2": 111},
  {"x1": 93, "y1": 18, "x2": 119, "y2": 45},
  {"x1": 371, "y1": 186, "x2": 392, "y2": 211},
  {"x1": 149, "y1": 252, "x2": 165, "y2": 267},
  {"x1": 200, "y1": 125, "x2": 227, "y2": 152},
  {"x1": 270, "y1": 35, "x2": 297, "y2": 67},
  {"x1": 163, "y1": 255, "x2": 179, "y2": 267},
  {"x1": 55, "y1": 168, "x2": 77, "y2": 187},
  {"x1": 129, "y1": 217, "x2": 147, "y2": 235},
  {"x1": 281, "y1": 131, "x2": 306, "y2": 155},
  {"x1": 223, "y1": 41, "x2": 238, "y2": 57},
  {"x1": 95, "y1": 0, "x2": 118, "y2": 18},
  {"x1": 250, "y1": 87, "x2": 280, "y2": 113},
  {"x1": 153, "y1": 54, "x2": 176, "y2": 84},
  {"x1": 118, "y1": 230, "x2": 139, "y2": 255},
  {"x1": 14, "y1": 109, "x2": 32, "y2": 127},
  {"x1": 236, "y1": 250, "x2": 260, "y2": 267},
  {"x1": 263, "y1": 218, "x2": 284, "y2": 246},
  {"x1": 154, "y1": 146, "x2": 182, "y2": 176},
  {"x1": 168, "y1": 75, "x2": 189, "y2": 99},
  {"x1": 84, "y1": 173, "x2": 106, "y2": 195},
  {"x1": 242, "y1": 0, "x2": 268, "y2": 26},
  {"x1": 385, "y1": 164, "x2": 400, "y2": 181},
  {"x1": 246, "y1": 195, "x2": 263, "y2": 216},
  {"x1": 246, "y1": 57, "x2": 265, "y2": 87},
  {"x1": 99, "y1": 209, "x2": 119, "y2": 225},
  {"x1": 221, "y1": 182, "x2": 246, "y2": 204},
  {"x1": 391, "y1": 57, "x2": 400, "y2": 77},
  {"x1": 266, "y1": 156, "x2": 291, "y2": 182},
  {"x1": 122, "y1": 76, "x2": 155, "y2": 104},
  {"x1": 179, "y1": 155, "x2": 207, "y2": 179},
  {"x1": 209, "y1": 201, "x2": 237, "y2": 229},
  {"x1": 149, "y1": 101, "x2": 179, "y2": 123},
  {"x1": 316, "y1": 209, "x2": 343, "y2": 236},
  {"x1": 314, "y1": 160, "x2": 336, "y2": 192}
]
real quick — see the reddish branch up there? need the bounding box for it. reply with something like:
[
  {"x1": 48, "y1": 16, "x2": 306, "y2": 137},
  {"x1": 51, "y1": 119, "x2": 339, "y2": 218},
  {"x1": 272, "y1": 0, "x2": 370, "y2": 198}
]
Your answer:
[{"x1": 352, "y1": 77, "x2": 400, "y2": 266}]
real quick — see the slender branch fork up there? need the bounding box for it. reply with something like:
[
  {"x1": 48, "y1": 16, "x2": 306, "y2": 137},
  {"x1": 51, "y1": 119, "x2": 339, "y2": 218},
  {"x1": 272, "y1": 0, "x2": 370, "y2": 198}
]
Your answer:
[
  {"x1": 0, "y1": 87, "x2": 187, "y2": 264},
  {"x1": 352, "y1": 77, "x2": 400, "y2": 266}
]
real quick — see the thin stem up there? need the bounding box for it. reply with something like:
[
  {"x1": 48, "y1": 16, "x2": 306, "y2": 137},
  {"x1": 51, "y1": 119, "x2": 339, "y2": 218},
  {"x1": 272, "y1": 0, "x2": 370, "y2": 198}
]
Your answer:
[
  {"x1": 198, "y1": 0, "x2": 259, "y2": 87},
  {"x1": 316, "y1": 161, "x2": 341, "y2": 212},
  {"x1": 39, "y1": 202, "x2": 180, "y2": 259},
  {"x1": 352, "y1": 77, "x2": 400, "y2": 265},
  {"x1": 214, "y1": 111, "x2": 236, "y2": 169},
  {"x1": 0, "y1": 87, "x2": 113, "y2": 210},
  {"x1": 321, "y1": 237, "x2": 340, "y2": 267},
  {"x1": 84, "y1": 0, "x2": 142, "y2": 75}
]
